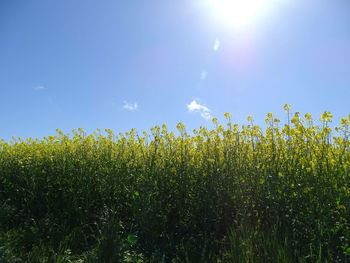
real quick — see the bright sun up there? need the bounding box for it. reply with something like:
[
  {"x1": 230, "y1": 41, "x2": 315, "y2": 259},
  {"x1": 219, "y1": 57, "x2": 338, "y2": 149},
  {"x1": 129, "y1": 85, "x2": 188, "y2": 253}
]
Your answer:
[{"x1": 209, "y1": 0, "x2": 270, "y2": 30}]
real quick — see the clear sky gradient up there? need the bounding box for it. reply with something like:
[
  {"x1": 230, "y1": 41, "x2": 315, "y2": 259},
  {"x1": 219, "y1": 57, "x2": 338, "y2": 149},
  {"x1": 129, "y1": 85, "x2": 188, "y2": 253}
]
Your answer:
[{"x1": 1, "y1": 0, "x2": 350, "y2": 139}]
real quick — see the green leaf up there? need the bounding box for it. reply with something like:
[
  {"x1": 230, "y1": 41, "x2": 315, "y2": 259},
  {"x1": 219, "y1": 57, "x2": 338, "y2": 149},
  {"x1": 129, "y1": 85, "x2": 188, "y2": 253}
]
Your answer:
[{"x1": 127, "y1": 234, "x2": 138, "y2": 246}]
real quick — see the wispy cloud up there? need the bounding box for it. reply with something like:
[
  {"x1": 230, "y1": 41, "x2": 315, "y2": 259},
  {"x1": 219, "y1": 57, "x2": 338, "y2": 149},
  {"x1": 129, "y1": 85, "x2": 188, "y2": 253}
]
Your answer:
[
  {"x1": 33, "y1": 85, "x2": 46, "y2": 91},
  {"x1": 213, "y1": 38, "x2": 220, "y2": 51},
  {"x1": 187, "y1": 99, "x2": 211, "y2": 120},
  {"x1": 123, "y1": 101, "x2": 138, "y2": 111}
]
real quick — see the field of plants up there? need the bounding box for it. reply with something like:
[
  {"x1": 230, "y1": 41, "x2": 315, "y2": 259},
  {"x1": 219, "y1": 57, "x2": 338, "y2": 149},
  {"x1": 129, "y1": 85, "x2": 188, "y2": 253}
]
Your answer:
[{"x1": 1, "y1": 106, "x2": 349, "y2": 262}]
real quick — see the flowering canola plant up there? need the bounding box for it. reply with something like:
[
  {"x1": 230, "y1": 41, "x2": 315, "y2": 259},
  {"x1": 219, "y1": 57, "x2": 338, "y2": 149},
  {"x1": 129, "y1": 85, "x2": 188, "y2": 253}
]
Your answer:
[{"x1": 0, "y1": 106, "x2": 349, "y2": 262}]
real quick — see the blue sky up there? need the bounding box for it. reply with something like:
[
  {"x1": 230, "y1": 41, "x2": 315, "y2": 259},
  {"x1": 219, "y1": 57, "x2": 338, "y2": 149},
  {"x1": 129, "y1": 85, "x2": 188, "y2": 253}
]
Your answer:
[{"x1": 1, "y1": 0, "x2": 350, "y2": 139}]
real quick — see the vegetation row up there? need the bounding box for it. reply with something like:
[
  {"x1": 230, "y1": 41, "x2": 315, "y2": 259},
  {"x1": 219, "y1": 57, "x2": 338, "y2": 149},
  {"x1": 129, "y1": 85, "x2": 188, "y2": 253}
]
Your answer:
[{"x1": 1, "y1": 106, "x2": 349, "y2": 262}]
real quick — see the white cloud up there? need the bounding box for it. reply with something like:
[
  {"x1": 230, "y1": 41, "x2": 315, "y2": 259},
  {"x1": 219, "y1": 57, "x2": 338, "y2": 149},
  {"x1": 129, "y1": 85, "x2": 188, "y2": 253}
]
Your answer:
[
  {"x1": 200, "y1": 69, "x2": 207, "y2": 80},
  {"x1": 213, "y1": 38, "x2": 220, "y2": 51},
  {"x1": 33, "y1": 85, "x2": 46, "y2": 91},
  {"x1": 187, "y1": 99, "x2": 211, "y2": 120},
  {"x1": 123, "y1": 101, "x2": 138, "y2": 111}
]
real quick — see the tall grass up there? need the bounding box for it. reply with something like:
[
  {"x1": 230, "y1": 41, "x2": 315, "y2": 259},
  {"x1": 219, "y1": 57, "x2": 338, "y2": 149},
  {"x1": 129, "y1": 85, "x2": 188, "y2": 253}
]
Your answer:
[{"x1": 1, "y1": 107, "x2": 349, "y2": 262}]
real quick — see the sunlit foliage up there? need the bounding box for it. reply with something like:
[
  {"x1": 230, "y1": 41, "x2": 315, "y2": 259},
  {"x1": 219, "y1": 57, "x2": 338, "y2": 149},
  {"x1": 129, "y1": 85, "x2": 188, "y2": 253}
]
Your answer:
[{"x1": 0, "y1": 107, "x2": 349, "y2": 262}]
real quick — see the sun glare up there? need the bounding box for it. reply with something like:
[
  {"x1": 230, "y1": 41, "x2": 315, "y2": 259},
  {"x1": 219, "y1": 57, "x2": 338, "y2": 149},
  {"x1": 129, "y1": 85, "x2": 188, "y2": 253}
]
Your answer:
[{"x1": 209, "y1": 0, "x2": 271, "y2": 30}]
